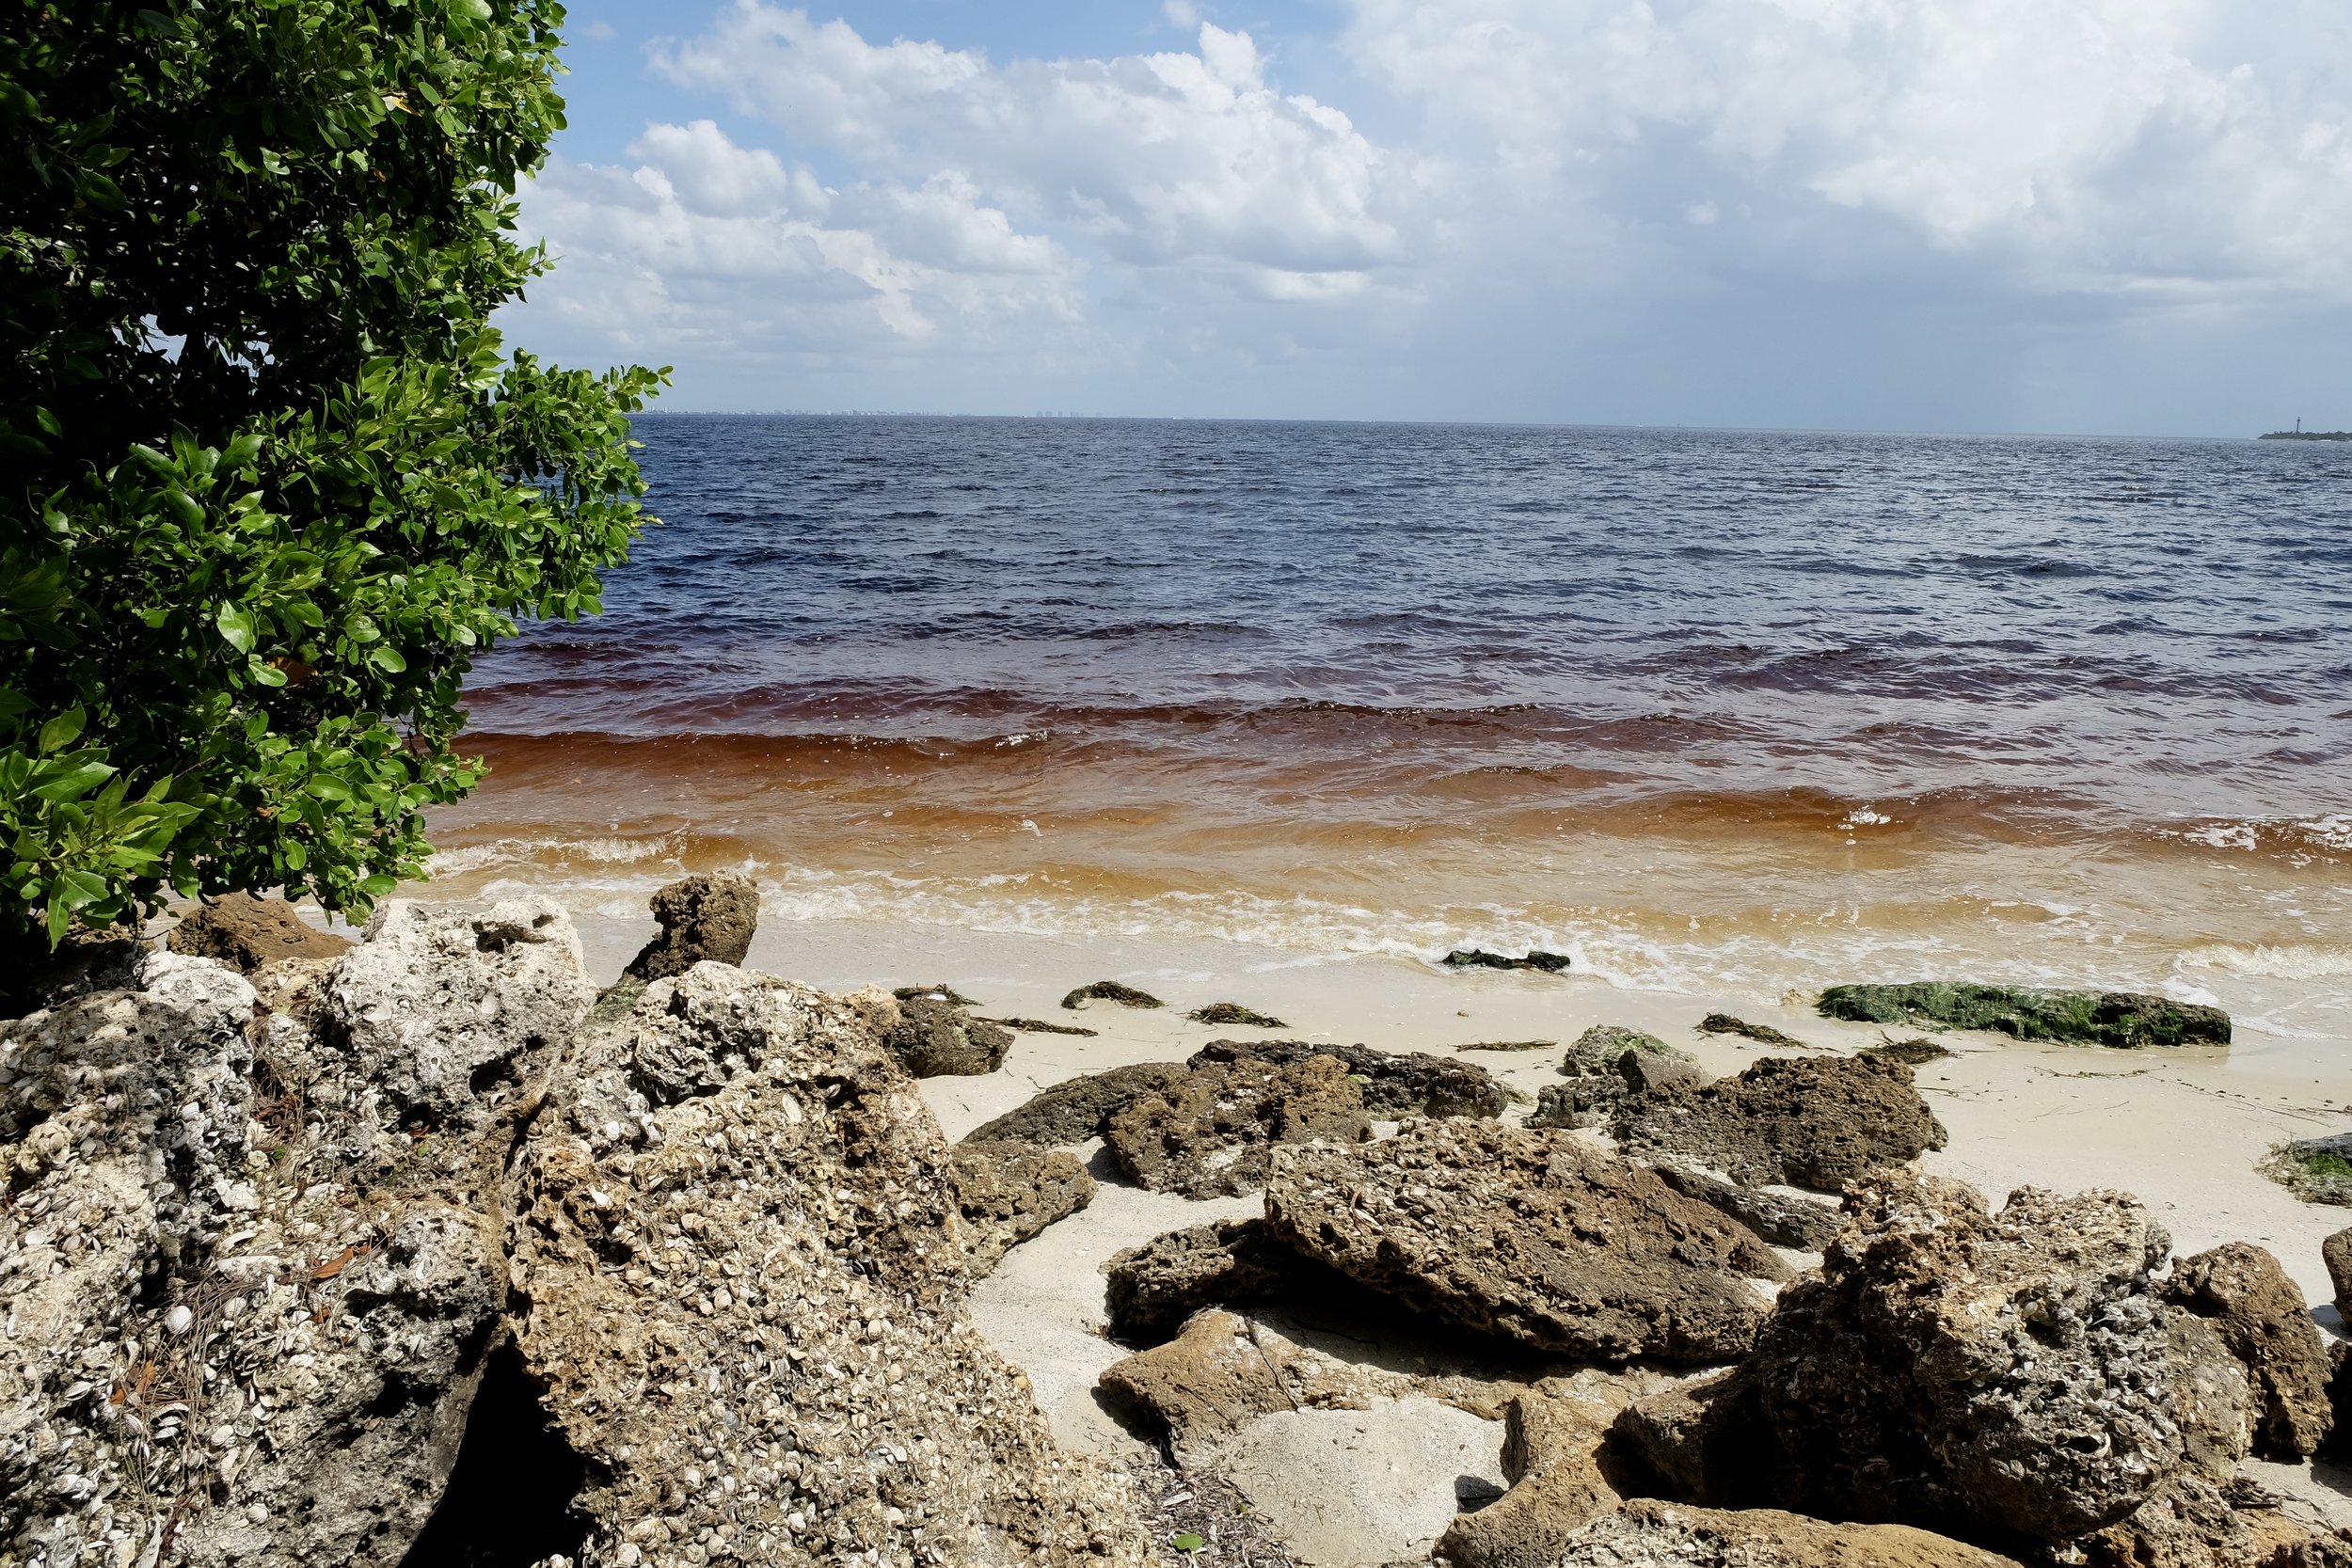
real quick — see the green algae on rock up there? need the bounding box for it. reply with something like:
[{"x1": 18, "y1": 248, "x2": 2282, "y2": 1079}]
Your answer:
[
  {"x1": 1696, "y1": 1013, "x2": 1813, "y2": 1049},
  {"x1": 2261, "y1": 1133, "x2": 2352, "y2": 1206},
  {"x1": 1816, "y1": 982, "x2": 2231, "y2": 1049},
  {"x1": 1187, "y1": 1001, "x2": 1288, "y2": 1028}
]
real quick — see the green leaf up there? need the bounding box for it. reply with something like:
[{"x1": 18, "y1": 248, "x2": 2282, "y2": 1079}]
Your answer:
[
  {"x1": 1170, "y1": 1534, "x2": 1206, "y2": 1554},
  {"x1": 368, "y1": 643, "x2": 407, "y2": 673},
  {"x1": 38, "y1": 708, "x2": 86, "y2": 753},
  {"x1": 216, "y1": 602, "x2": 257, "y2": 653}
]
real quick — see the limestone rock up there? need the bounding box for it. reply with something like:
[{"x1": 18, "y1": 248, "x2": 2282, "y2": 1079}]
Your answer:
[
  {"x1": 1104, "y1": 1217, "x2": 1305, "y2": 1346},
  {"x1": 965, "y1": 1060, "x2": 1189, "y2": 1146},
  {"x1": 2, "y1": 941, "x2": 523, "y2": 1568},
  {"x1": 1105, "y1": 1052, "x2": 1370, "y2": 1198},
  {"x1": 1263, "y1": 1120, "x2": 1784, "y2": 1363},
  {"x1": 1613, "y1": 1053, "x2": 1947, "y2": 1192},
  {"x1": 1648, "y1": 1161, "x2": 1842, "y2": 1251},
  {"x1": 621, "y1": 870, "x2": 761, "y2": 982},
  {"x1": 1541, "y1": 1499, "x2": 2029, "y2": 1567},
  {"x1": 1615, "y1": 1170, "x2": 2254, "y2": 1548},
  {"x1": 324, "y1": 897, "x2": 594, "y2": 1134},
  {"x1": 1527, "y1": 1026, "x2": 1698, "y2": 1132},
  {"x1": 167, "y1": 892, "x2": 353, "y2": 972},
  {"x1": 1099, "y1": 1307, "x2": 1416, "y2": 1465},
  {"x1": 947, "y1": 1138, "x2": 1095, "y2": 1278},
  {"x1": 882, "y1": 994, "x2": 1013, "y2": 1076},
  {"x1": 2162, "y1": 1242, "x2": 2335, "y2": 1458},
  {"x1": 2323, "y1": 1227, "x2": 2352, "y2": 1322},
  {"x1": 1189, "y1": 1037, "x2": 1508, "y2": 1119},
  {"x1": 1434, "y1": 1375, "x2": 1645, "y2": 1568},
  {"x1": 506, "y1": 961, "x2": 1148, "y2": 1566}
]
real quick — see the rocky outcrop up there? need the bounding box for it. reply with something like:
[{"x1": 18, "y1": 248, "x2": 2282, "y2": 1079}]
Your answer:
[
  {"x1": 1263, "y1": 1120, "x2": 1785, "y2": 1364},
  {"x1": 323, "y1": 896, "x2": 594, "y2": 1134},
  {"x1": 2268, "y1": 1132, "x2": 2352, "y2": 1206},
  {"x1": 1103, "y1": 1218, "x2": 1303, "y2": 1346},
  {"x1": 1613, "y1": 1170, "x2": 2254, "y2": 1552},
  {"x1": 1817, "y1": 981, "x2": 2231, "y2": 1049},
  {"x1": 2162, "y1": 1243, "x2": 2335, "y2": 1458},
  {"x1": 167, "y1": 892, "x2": 352, "y2": 972},
  {"x1": 1189, "y1": 1037, "x2": 1509, "y2": 1119},
  {"x1": 505, "y1": 960, "x2": 1148, "y2": 1566},
  {"x1": 1612, "y1": 1053, "x2": 1947, "y2": 1192},
  {"x1": 1539, "y1": 1499, "x2": 2028, "y2": 1567},
  {"x1": 947, "y1": 1138, "x2": 1096, "y2": 1278},
  {"x1": 1648, "y1": 1162, "x2": 1841, "y2": 1252},
  {"x1": 964, "y1": 1061, "x2": 1190, "y2": 1147},
  {"x1": 1529, "y1": 1026, "x2": 1702, "y2": 1132},
  {"x1": 1104, "y1": 1053, "x2": 1370, "y2": 1197},
  {"x1": 620, "y1": 870, "x2": 761, "y2": 983},
  {"x1": 882, "y1": 994, "x2": 1013, "y2": 1076},
  {"x1": 1, "y1": 903, "x2": 582, "y2": 1568}
]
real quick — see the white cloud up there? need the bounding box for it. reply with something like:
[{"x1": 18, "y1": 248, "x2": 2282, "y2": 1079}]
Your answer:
[
  {"x1": 654, "y1": 7, "x2": 1422, "y2": 285},
  {"x1": 516, "y1": 120, "x2": 1084, "y2": 357},
  {"x1": 1341, "y1": 0, "x2": 2352, "y2": 296}
]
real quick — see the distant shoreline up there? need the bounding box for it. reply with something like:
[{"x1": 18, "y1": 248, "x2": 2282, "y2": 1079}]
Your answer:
[{"x1": 2259, "y1": 430, "x2": 2352, "y2": 441}]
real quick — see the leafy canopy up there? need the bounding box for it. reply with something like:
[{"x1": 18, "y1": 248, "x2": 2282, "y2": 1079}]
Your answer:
[{"x1": 1, "y1": 0, "x2": 664, "y2": 946}]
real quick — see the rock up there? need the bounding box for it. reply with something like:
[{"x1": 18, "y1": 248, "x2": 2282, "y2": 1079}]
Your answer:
[
  {"x1": 2073, "y1": 1472, "x2": 2263, "y2": 1568},
  {"x1": 1612, "y1": 1053, "x2": 1947, "y2": 1193},
  {"x1": 167, "y1": 891, "x2": 353, "y2": 972},
  {"x1": 1187, "y1": 1001, "x2": 1287, "y2": 1027},
  {"x1": 1817, "y1": 981, "x2": 2232, "y2": 1049},
  {"x1": 1105, "y1": 1053, "x2": 1370, "y2": 1197},
  {"x1": 1433, "y1": 1376, "x2": 1645, "y2": 1568},
  {"x1": 2, "y1": 919, "x2": 562, "y2": 1567},
  {"x1": 1442, "y1": 948, "x2": 1571, "y2": 973},
  {"x1": 1099, "y1": 1307, "x2": 1419, "y2": 1465},
  {"x1": 1615, "y1": 1169, "x2": 2254, "y2": 1549},
  {"x1": 620, "y1": 870, "x2": 760, "y2": 983},
  {"x1": 882, "y1": 994, "x2": 1013, "y2": 1076},
  {"x1": 2267, "y1": 1132, "x2": 2352, "y2": 1206},
  {"x1": 324, "y1": 897, "x2": 594, "y2": 1134},
  {"x1": 1695, "y1": 1013, "x2": 1810, "y2": 1049},
  {"x1": 1540, "y1": 1498, "x2": 2028, "y2": 1567},
  {"x1": 1263, "y1": 1119, "x2": 1785, "y2": 1364},
  {"x1": 1060, "y1": 979, "x2": 1163, "y2": 1009},
  {"x1": 1104, "y1": 1218, "x2": 1305, "y2": 1346},
  {"x1": 1648, "y1": 1161, "x2": 1843, "y2": 1251},
  {"x1": 1190, "y1": 1036, "x2": 1508, "y2": 1119},
  {"x1": 1526, "y1": 1026, "x2": 1697, "y2": 1132},
  {"x1": 2162, "y1": 1243, "x2": 2335, "y2": 1458},
  {"x1": 506, "y1": 960, "x2": 1148, "y2": 1566},
  {"x1": 963, "y1": 1060, "x2": 1190, "y2": 1146},
  {"x1": 1863, "y1": 1036, "x2": 1954, "y2": 1066},
  {"x1": 947, "y1": 1138, "x2": 1096, "y2": 1278},
  {"x1": 1620, "y1": 1049, "x2": 1707, "y2": 1098},
  {"x1": 2327, "y1": 1227, "x2": 2352, "y2": 1322}
]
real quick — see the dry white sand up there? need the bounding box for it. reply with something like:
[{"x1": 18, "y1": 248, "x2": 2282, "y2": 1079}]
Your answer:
[{"x1": 552, "y1": 910, "x2": 2352, "y2": 1564}]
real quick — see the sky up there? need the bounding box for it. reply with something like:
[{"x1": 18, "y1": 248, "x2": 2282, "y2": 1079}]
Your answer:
[{"x1": 500, "y1": 0, "x2": 2352, "y2": 434}]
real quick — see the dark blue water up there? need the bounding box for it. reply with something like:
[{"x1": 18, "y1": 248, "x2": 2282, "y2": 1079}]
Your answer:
[{"x1": 474, "y1": 416, "x2": 2352, "y2": 836}]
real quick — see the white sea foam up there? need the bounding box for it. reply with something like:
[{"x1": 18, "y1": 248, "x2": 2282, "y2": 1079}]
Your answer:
[
  {"x1": 2178, "y1": 942, "x2": 2352, "y2": 981},
  {"x1": 425, "y1": 834, "x2": 683, "y2": 877}
]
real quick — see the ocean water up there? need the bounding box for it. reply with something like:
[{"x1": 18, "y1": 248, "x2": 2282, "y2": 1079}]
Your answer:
[{"x1": 423, "y1": 416, "x2": 2352, "y2": 1026}]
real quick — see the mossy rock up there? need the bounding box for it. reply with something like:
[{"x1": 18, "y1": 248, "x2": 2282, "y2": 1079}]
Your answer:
[
  {"x1": 1186, "y1": 1002, "x2": 1286, "y2": 1028},
  {"x1": 2262, "y1": 1133, "x2": 2352, "y2": 1205},
  {"x1": 1816, "y1": 981, "x2": 2230, "y2": 1049}
]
